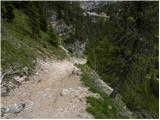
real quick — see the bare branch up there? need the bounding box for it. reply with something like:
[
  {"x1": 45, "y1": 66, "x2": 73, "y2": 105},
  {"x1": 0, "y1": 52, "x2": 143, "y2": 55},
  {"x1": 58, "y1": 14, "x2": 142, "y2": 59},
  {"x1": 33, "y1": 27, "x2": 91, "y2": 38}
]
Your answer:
[{"x1": 0, "y1": 70, "x2": 20, "y2": 84}]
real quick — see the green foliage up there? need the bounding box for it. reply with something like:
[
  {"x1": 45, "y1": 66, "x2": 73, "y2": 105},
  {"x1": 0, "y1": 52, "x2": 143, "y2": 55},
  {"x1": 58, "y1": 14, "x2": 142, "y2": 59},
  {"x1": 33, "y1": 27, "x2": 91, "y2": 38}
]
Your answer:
[
  {"x1": 2, "y1": 7, "x2": 65, "y2": 78},
  {"x1": 2, "y1": 9, "x2": 37, "y2": 73},
  {"x1": 38, "y1": 4, "x2": 48, "y2": 32},
  {"x1": 76, "y1": 64, "x2": 96, "y2": 92},
  {"x1": 28, "y1": 2, "x2": 40, "y2": 37},
  {"x1": 127, "y1": 16, "x2": 136, "y2": 25},
  {"x1": 48, "y1": 25, "x2": 59, "y2": 47},
  {"x1": 77, "y1": 64, "x2": 127, "y2": 118},
  {"x1": 1, "y1": 1, "x2": 158, "y2": 118},
  {"x1": 76, "y1": 64, "x2": 92, "y2": 73},
  {"x1": 2, "y1": 39, "x2": 36, "y2": 73},
  {"x1": 13, "y1": 2, "x2": 48, "y2": 37},
  {"x1": 86, "y1": 1, "x2": 159, "y2": 118},
  {"x1": 1, "y1": 1, "x2": 15, "y2": 22},
  {"x1": 82, "y1": 73, "x2": 97, "y2": 93},
  {"x1": 86, "y1": 95, "x2": 122, "y2": 119},
  {"x1": 53, "y1": 2, "x2": 90, "y2": 43}
]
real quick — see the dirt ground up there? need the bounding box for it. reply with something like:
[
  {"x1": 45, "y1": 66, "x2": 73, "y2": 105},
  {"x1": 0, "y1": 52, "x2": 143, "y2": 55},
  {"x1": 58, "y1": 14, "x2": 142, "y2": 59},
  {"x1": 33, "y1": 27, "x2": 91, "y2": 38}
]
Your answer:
[{"x1": 1, "y1": 58, "x2": 97, "y2": 119}]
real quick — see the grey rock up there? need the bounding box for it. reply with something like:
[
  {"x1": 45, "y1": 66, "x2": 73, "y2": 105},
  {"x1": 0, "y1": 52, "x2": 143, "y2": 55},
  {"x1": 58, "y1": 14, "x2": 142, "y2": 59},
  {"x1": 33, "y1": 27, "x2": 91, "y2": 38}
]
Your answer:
[
  {"x1": 42, "y1": 93, "x2": 51, "y2": 100},
  {"x1": 52, "y1": 20, "x2": 74, "y2": 36},
  {"x1": 14, "y1": 76, "x2": 27, "y2": 83},
  {"x1": 8, "y1": 81, "x2": 20, "y2": 90},
  {"x1": 25, "y1": 100, "x2": 34, "y2": 110},
  {"x1": 1, "y1": 108, "x2": 6, "y2": 117},
  {"x1": 61, "y1": 89, "x2": 70, "y2": 96},
  {"x1": 80, "y1": 1, "x2": 108, "y2": 11},
  {"x1": 72, "y1": 67, "x2": 82, "y2": 76},
  {"x1": 65, "y1": 39, "x2": 86, "y2": 57},
  {"x1": 4, "y1": 103, "x2": 25, "y2": 114},
  {"x1": 1, "y1": 86, "x2": 9, "y2": 97}
]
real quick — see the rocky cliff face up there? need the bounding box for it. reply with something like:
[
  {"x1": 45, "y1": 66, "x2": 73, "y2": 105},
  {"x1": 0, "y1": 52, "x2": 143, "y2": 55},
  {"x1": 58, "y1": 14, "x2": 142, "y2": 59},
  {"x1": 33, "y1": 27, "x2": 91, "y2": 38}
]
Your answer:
[
  {"x1": 50, "y1": 11, "x2": 75, "y2": 38},
  {"x1": 49, "y1": 10, "x2": 86, "y2": 57},
  {"x1": 65, "y1": 39, "x2": 86, "y2": 57},
  {"x1": 49, "y1": 1, "x2": 109, "y2": 58},
  {"x1": 80, "y1": 1, "x2": 108, "y2": 11}
]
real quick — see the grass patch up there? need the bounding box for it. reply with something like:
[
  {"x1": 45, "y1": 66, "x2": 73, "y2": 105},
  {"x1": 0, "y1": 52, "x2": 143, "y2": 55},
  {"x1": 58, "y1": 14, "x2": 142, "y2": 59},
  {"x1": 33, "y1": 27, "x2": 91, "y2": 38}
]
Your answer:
[
  {"x1": 76, "y1": 63, "x2": 92, "y2": 73},
  {"x1": 86, "y1": 95, "x2": 123, "y2": 119},
  {"x1": 2, "y1": 8, "x2": 66, "y2": 84},
  {"x1": 77, "y1": 64, "x2": 125, "y2": 118}
]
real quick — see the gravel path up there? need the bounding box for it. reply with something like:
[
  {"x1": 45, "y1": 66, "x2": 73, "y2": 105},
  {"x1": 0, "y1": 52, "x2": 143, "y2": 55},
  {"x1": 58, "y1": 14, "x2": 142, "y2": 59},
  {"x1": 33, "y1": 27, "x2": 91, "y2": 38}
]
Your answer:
[{"x1": 1, "y1": 58, "x2": 97, "y2": 119}]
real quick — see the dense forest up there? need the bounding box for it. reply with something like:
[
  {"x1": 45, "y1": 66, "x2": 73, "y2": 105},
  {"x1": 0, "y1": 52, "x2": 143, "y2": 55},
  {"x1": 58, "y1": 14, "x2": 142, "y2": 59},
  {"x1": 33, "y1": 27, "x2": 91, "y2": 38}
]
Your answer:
[
  {"x1": 1, "y1": 1, "x2": 159, "y2": 119},
  {"x1": 87, "y1": 2, "x2": 159, "y2": 118}
]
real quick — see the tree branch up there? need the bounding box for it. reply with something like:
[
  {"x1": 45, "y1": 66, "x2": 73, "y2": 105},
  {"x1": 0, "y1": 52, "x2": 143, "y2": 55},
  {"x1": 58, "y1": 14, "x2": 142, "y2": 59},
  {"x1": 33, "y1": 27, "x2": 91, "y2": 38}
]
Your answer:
[{"x1": 1, "y1": 70, "x2": 20, "y2": 84}]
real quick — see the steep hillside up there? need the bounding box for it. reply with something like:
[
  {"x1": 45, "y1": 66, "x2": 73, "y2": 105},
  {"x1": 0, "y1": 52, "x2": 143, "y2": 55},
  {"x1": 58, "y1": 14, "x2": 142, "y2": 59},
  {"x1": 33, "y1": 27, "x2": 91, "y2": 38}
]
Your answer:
[
  {"x1": 1, "y1": 3, "x2": 66, "y2": 92},
  {"x1": 1, "y1": 1, "x2": 159, "y2": 119},
  {"x1": 85, "y1": 1, "x2": 159, "y2": 118}
]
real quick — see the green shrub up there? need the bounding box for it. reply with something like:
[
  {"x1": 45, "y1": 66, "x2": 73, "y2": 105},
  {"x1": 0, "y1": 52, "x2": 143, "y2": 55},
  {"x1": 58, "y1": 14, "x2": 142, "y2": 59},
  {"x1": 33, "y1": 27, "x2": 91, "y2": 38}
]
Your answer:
[{"x1": 77, "y1": 64, "x2": 125, "y2": 118}]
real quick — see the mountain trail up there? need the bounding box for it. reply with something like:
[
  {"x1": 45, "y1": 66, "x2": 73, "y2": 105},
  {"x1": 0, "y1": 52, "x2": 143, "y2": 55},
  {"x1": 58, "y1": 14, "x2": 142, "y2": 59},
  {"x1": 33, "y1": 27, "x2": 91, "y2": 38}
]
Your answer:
[{"x1": 1, "y1": 58, "x2": 97, "y2": 119}]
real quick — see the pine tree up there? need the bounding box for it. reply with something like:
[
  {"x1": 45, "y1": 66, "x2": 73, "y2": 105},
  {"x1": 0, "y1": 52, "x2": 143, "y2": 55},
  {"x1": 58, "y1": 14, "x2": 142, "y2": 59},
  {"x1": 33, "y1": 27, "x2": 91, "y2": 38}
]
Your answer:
[
  {"x1": 28, "y1": 2, "x2": 40, "y2": 37},
  {"x1": 86, "y1": 1, "x2": 158, "y2": 118},
  {"x1": 2, "y1": 2, "x2": 15, "y2": 22},
  {"x1": 38, "y1": 3, "x2": 48, "y2": 32}
]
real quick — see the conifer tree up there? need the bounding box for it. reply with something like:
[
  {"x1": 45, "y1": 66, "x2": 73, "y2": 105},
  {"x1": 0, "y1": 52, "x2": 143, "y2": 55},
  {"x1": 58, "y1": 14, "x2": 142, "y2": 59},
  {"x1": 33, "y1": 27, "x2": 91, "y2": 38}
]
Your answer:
[
  {"x1": 28, "y1": 2, "x2": 40, "y2": 37},
  {"x1": 2, "y1": 2, "x2": 15, "y2": 22}
]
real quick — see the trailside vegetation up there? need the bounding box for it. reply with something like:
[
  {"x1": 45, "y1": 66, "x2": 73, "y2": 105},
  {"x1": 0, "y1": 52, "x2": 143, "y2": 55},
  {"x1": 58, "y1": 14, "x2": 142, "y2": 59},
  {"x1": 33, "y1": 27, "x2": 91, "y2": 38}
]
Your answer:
[
  {"x1": 1, "y1": 1, "x2": 158, "y2": 119},
  {"x1": 86, "y1": 1, "x2": 159, "y2": 118}
]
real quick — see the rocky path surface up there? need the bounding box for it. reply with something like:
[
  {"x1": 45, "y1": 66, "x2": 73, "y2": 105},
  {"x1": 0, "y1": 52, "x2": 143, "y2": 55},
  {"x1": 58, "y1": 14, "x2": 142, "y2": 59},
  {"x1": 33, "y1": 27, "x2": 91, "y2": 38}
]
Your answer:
[{"x1": 1, "y1": 58, "x2": 98, "y2": 119}]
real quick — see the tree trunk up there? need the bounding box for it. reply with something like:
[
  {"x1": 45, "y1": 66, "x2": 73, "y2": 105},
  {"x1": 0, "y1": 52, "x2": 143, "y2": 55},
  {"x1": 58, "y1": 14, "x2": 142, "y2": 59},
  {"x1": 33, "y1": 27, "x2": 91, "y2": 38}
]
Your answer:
[
  {"x1": 110, "y1": 64, "x2": 130, "y2": 98},
  {"x1": 110, "y1": 79, "x2": 123, "y2": 98},
  {"x1": 110, "y1": 70, "x2": 127, "y2": 98}
]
